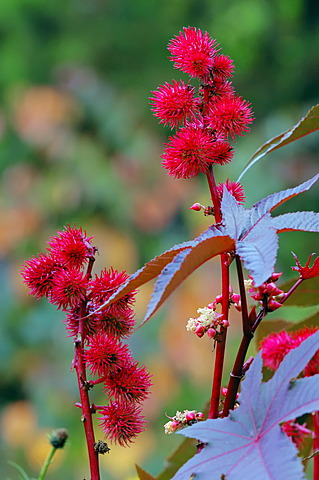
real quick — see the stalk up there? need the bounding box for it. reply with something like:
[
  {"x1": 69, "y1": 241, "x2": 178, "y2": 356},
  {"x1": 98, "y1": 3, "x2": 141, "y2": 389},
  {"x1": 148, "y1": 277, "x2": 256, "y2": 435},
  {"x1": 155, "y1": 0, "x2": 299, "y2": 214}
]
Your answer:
[
  {"x1": 223, "y1": 272, "x2": 305, "y2": 415},
  {"x1": 206, "y1": 167, "x2": 230, "y2": 418},
  {"x1": 38, "y1": 446, "x2": 57, "y2": 480},
  {"x1": 208, "y1": 256, "x2": 229, "y2": 418},
  {"x1": 73, "y1": 256, "x2": 100, "y2": 480},
  {"x1": 222, "y1": 256, "x2": 252, "y2": 416},
  {"x1": 74, "y1": 313, "x2": 100, "y2": 480},
  {"x1": 313, "y1": 411, "x2": 319, "y2": 480}
]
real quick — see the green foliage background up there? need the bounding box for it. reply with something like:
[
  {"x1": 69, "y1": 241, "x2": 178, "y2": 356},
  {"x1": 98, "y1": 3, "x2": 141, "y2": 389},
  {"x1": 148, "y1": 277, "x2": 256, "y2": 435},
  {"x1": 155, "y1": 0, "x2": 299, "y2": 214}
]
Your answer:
[{"x1": 0, "y1": 1, "x2": 318, "y2": 479}]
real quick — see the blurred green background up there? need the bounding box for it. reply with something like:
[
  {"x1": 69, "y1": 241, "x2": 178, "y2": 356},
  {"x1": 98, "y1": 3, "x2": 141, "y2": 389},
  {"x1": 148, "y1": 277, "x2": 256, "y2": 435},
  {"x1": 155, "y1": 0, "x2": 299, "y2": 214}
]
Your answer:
[{"x1": 0, "y1": 1, "x2": 318, "y2": 479}]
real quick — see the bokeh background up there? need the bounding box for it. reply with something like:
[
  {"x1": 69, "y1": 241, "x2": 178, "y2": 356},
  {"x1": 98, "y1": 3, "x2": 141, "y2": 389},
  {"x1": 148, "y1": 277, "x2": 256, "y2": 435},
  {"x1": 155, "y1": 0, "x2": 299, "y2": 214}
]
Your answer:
[{"x1": 1, "y1": 1, "x2": 318, "y2": 479}]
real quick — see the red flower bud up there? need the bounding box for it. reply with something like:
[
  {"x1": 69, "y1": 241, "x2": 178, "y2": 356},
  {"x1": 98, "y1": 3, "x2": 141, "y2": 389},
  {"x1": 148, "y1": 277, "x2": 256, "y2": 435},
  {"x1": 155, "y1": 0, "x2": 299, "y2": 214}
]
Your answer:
[
  {"x1": 269, "y1": 272, "x2": 282, "y2": 282},
  {"x1": 195, "y1": 325, "x2": 205, "y2": 337},
  {"x1": 267, "y1": 299, "x2": 282, "y2": 311},
  {"x1": 189, "y1": 202, "x2": 204, "y2": 211},
  {"x1": 185, "y1": 411, "x2": 196, "y2": 422},
  {"x1": 195, "y1": 412, "x2": 205, "y2": 421},
  {"x1": 207, "y1": 328, "x2": 216, "y2": 338}
]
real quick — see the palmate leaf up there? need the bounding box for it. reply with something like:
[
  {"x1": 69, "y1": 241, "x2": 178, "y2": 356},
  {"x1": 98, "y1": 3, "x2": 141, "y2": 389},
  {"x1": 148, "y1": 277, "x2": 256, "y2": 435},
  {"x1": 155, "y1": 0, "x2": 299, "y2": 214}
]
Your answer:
[
  {"x1": 238, "y1": 104, "x2": 319, "y2": 181},
  {"x1": 221, "y1": 174, "x2": 319, "y2": 285},
  {"x1": 94, "y1": 175, "x2": 318, "y2": 320},
  {"x1": 220, "y1": 187, "x2": 252, "y2": 240},
  {"x1": 172, "y1": 330, "x2": 319, "y2": 480}
]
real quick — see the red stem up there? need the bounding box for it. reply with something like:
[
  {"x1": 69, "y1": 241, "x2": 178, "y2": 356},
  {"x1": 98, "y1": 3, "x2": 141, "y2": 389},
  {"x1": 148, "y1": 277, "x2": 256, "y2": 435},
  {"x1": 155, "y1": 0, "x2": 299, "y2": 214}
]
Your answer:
[
  {"x1": 223, "y1": 275, "x2": 305, "y2": 415},
  {"x1": 222, "y1": 334, "x2": 251, "y2": 417},
  {"x1": 208, "y1": 256, "x2": 229, "y2": 418},
  {"x1": 206, "y1": 167, "x2": 222, "y2": 223},
  {"x1": 206, "y1": 167, "x2": 230, "y2": 419},
  {"x1": 74, "y1": 330, "x2": 100, "y2": 480},
  {"x1": 222, "y1": 256, "x2": 253, "y2": 416},
  {"x1": 73, "y1": 256, "x2": 100, "y2": 480},
  {"x1": 313, "y1": 411, "x2": 319, "y2": 480},
  {"x1": 281, "y1": 277, "x2": 304, "y2": 303},
  {"x1": 235, "y1": 256, "x2": 250, "y2": 337}
]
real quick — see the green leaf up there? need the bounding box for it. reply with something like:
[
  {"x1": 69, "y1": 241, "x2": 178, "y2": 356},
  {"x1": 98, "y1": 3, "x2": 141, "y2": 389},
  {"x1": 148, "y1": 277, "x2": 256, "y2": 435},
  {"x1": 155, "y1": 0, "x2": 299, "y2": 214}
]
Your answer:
[
  {"x1": 238, "y1": 103, "x2": 319, "y2": 180},
  {"x1": 255, "y1": 307, "x2": 319, "y2": 347},
  {"x1": 7, "y1": 461, "x2": 31, "y2": 480},
  {"x1": 135, "y1": 464, "x2": 157, "y2": 480},
  {"x1": 157, "y1": 438, "x2": 198, "y2": 480},
  {"x1": 286, "y1": 310, "x2": 319, "y2": 333}
]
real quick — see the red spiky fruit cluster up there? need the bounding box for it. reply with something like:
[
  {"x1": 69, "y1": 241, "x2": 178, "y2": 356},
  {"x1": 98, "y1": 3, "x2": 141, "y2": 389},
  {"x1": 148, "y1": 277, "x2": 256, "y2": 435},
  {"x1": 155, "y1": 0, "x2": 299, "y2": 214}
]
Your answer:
[
  {"x1": 150, "y1": 27, "x2": 254, "y2": 180},
  {"x1": 21, "y1": 225, "x2": 151, "y2": 446},
  {"x1": 260, "y1": 326, "x2": 319, "y2": 376}
]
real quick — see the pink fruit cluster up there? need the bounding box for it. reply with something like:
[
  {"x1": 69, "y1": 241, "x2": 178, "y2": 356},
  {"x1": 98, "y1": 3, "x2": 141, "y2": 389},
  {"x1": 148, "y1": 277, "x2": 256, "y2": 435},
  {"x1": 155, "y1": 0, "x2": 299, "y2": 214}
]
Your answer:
[
  {"x1": 22, "y1": 225, "x2": 151, "y2": 446},
  {"x1": 150, "y1": 27, "x2": 254, "y2": 181}
]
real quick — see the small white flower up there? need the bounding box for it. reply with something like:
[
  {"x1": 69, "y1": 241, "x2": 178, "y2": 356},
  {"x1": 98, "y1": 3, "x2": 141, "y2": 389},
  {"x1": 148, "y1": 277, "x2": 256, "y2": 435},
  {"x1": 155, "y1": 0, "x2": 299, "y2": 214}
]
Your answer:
[
  {"x1": 197, "y1": 307, "x2": 219, "y2": 326},
  {"x1": 164, "y1": 421, "x2": 176, "y2": 434},
  {"x1": 244, "y1": 279, "x2": 253, "y2": 290},
  {"x1": 186, "y1": 318, "x2": 197, "y2": 332}
]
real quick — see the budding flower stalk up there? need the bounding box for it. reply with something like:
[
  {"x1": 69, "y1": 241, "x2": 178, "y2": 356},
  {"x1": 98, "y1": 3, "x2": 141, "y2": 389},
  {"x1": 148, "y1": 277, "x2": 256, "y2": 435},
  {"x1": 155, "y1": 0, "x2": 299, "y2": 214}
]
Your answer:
[{"x1": 164, "y1": 409, "x2": 205, "y2": 434}]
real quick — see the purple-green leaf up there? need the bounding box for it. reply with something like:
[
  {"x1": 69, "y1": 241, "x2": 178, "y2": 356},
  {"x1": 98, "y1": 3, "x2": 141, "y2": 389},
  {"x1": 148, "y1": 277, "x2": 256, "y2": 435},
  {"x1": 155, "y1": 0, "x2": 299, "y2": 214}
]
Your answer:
[
  {"x1": 220, "y1": 175, "x2": 319, "y2": 285},
  {"x1": 172, "y1": 330, "x2": 319, "y2": 480},
  {"x1": 238, "y1": 104, "x2": 319, "y2": 180},
  {"x1": 251, "y1": 173, "x2": 319, "y2": 221},
  {"x1": 221, "y1": 187, "x2": 252, "y2": 240},
  {"x1": 236, "y1": 215, "x2": 278, "y2": 286},
  {"x1": 157, "y1": 438, "x2": 198, "y2": 480},
  {"x1": 270, "y1": 211, "x2": 319, "y2": 232},
  {"x1": 140, "y1": 227, "x2": 234, "y2": 326}
]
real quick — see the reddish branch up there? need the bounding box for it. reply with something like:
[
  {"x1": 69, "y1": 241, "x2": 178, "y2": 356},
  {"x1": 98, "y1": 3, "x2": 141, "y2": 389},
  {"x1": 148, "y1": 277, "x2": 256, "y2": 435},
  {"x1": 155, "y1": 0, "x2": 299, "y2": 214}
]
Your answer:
[
  {"x1": 74, "y1": 325, "x2": 100, "y2": 480},
  {"x1": 206, "y1": 167, "x2": 230, "y2": 419},
  {"x1": 74, "y1": 257, "x2": 101, "y2": 480},
  {"x1": 313, "y1": 411, "x2": 319, "y2": 480},
  {"x1": 223, "y1": 272, "x2": 306, "y2": 416}
]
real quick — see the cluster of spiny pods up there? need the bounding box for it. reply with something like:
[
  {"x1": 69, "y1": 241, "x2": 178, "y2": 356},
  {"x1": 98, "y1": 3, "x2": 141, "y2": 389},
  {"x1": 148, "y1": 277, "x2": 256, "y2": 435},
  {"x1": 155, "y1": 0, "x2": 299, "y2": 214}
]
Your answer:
[
  {"x1": 150, "y1": 26, "x2": 253, "y2": 204},
  {"x1": 22, "y1": 225, "x2": 151, "y2": 446}
]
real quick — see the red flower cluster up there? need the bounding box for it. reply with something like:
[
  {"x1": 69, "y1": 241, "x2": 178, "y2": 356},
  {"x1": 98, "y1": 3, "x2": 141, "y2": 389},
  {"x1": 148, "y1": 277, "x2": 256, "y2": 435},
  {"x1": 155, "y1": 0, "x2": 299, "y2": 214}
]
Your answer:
[
  {"x1": 21, "y1": 225, "x2": 152, "y2": 446},
  {"x1": 292, "y1": 252, "x2": 319, "y2": 279},
  {"x1": 150, "y1": 27, "x2": 254, "y2": 179},
  {"x1": 260, "y1": 326, "x2": 319, "y2": 376},
  {"x1": 281, "y1": 420, "x2": 313, "y2": 448},
  {"x1": 246, "y1": 272, "x2": 284, "y2": 312}
]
